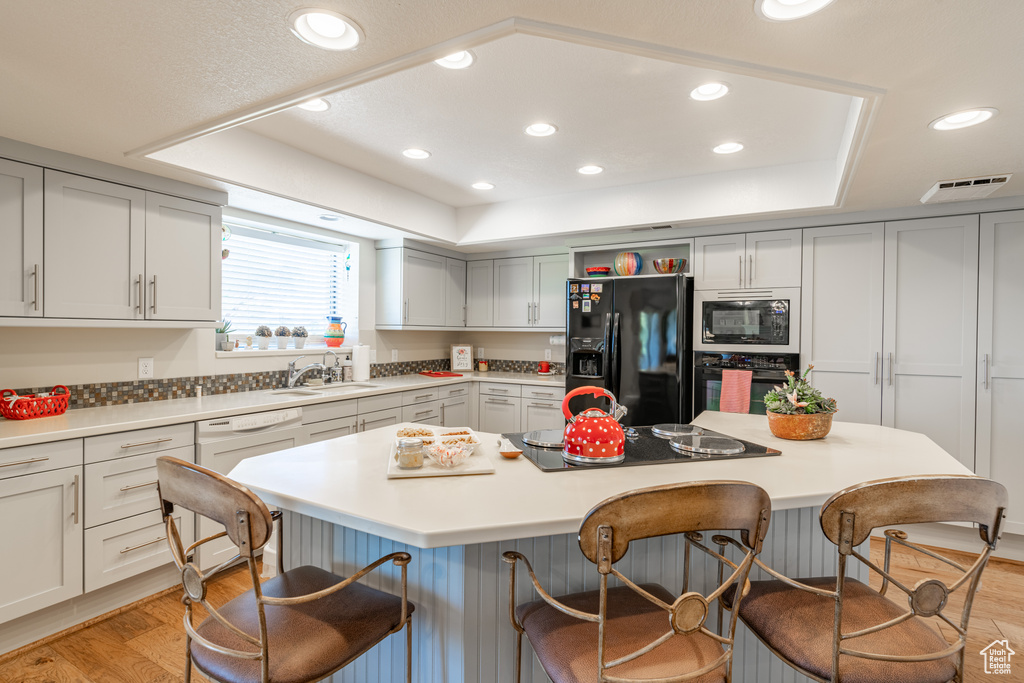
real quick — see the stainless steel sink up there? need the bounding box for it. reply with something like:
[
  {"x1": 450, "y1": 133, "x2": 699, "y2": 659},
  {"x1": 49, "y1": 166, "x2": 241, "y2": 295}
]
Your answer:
[{"x1": 271, "y1": 382, "x2": 379, "y2": 396}]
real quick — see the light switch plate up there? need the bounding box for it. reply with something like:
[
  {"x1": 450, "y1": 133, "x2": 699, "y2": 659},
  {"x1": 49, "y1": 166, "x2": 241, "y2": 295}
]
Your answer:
[
  {"x1": 391, "y1": 349, "x2": 399, "y2": 362},
  {"x1": 477, "y1": 347, "x2": 484, "y2": 358},
  {"x1": 138, "y1": 357, "x2": 154, "y2": 379},
  {"x1": 370, "y1": 349, "x2": 377, "y2": 363},
  {"x1": 544, "y1": 349, "x2": 552, "y2": 360}
]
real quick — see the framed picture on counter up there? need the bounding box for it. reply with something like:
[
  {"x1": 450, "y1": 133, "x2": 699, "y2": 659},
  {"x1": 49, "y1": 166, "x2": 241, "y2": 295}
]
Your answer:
[{"x1": 451, "y1": 344, "x2": 474, "y2": 372}]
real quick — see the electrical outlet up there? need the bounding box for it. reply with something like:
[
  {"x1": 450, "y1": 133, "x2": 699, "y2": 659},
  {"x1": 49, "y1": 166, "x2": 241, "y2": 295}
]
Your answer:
[
  {"x1": 370, "y1": 349, "x2": 377, "y2": 363},
  {"x1": 391, "y1": 349, "x2": 399, "y2": 362},
  {"x1": 544, "y1": 348, "x2": 552, "y2": 361},
  {"x1": 138, "y1": 357, "x2": 154, "y2": 379},
  {"x1": 477, "y1": 347, "x2": 484, "y2": 358}
]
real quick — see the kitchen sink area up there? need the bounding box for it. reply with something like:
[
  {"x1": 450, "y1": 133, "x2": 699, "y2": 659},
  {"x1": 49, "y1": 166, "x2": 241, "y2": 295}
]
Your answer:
[{"x1": 270, "y1": 382, "x2": 380, "y2": 396}]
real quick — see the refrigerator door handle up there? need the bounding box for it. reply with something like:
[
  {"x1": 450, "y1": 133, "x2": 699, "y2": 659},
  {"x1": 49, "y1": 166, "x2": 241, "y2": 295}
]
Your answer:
[{"x1": 610, "y1": 312, "x2": 621, "y2": 399}]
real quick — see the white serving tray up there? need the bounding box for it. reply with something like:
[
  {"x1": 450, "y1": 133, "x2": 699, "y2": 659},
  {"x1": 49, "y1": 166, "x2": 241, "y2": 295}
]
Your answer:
[{"x1": 386, "y1": 427, "x2": 495, "y2": 479}]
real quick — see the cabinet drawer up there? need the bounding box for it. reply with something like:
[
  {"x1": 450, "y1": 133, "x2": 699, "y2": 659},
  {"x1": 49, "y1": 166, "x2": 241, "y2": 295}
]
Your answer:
[
  {"x1": 522, "y1": 399, "x2": 566, "y2": 432},
  {"x1": 402, "y1": 388, "x2": 439, "y2": 405},
  {"x1": 403, "y1": 402, "x2": 440, "y2": 423},
  {"x1": 522, "y1": 385, "x2": 565, "y2": 400},
  {"x1": 358, "y1": 407, "x2": 404, "y2": 433},
  {"x1": 85, "y1": 444, "x2": 194, "y2": 528},
  {"x1": 301, "y1": 398, "x2": 357, "y2": 425},
  {"x1": 305, "y1": 417, "x2": 358, "y2": 444},
  {"x1": 85, "y1": 508, "x2": 194, "y2": 592},
  {"x1": 0, "y1": 439, "x2": 82, "y2": 481},
  {"x1": 357, "y1": 392, "x2": 403, "y2": 414},
  {"x1": 85, "y1": 423, "x2": 194, "y2": 464},
  {"x1": 438, "y1": 382, "x2": 470, "y2": 399},
  {"x1": 479, "y1": 382, "x2": 522, "y2": 397}
]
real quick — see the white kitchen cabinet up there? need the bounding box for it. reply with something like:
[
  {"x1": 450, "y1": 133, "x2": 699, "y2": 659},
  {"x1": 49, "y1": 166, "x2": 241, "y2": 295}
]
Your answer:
[
  {"x1": 693, "y1": 229, "x2": 801, "y2": 290},
  {"x1": 493, "y1": 254, "x2": 569, "y2": 328},
  {"x1": 441, "y1": 395, "x2": 471, "y2": 428},
  {"x1": 521, "y1": 398, "x2": 565, "y2": 432},
  {"x1": 534, "y1": 254, "x2": 569, "y2": 328},
  {"x1": 85, "y1": 507, "x2": 193, "y2": 592},
  {"x1": 359, "y1": 407, "x2": 404, "y2": 432},
  {"x1": 801, "y1": 223, "x2": 885, "y2": 425},
  {"x1": 144, "y1": 193, "x2": 221, "y2": 321},
  {"x1": 445, "y1": 257, "x2": 467, "y2": 327},
  {"x1": 375, "y1": 248, "x2": 448, "y2": 327},
  {"x1": 0, "y1": 466, "x2": 83, "y2": 624},
  {"x1": 976, "y1": 210, "x2": 1024, "y2": 534},
  {"x1": 465, "y1": 260, "x2": 494, "y2": 326},
  {"x1": 402, "y1": 401, "x2": 441, "y2": 424},
  {"x1": 44, "y1": 170, "x2": 146, "y2": 319},
  {"x1": 479, "y1": 395, "x2": 521, "y2": 433},
  {"x1": 0, "y1": 158, "x2": 43, "y2": 317},
  {"x1": 882, "y1": 215, "x2": 978, "y2": 470},
  {"x1": 305, "y1": 416, "x2": 359, "y2": 443}
]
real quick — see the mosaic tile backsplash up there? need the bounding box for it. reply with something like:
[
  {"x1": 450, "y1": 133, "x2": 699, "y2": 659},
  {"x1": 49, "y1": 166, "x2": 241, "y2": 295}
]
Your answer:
[{"x1": 8, "y1": 359, "x2": 565, "y2": 410}]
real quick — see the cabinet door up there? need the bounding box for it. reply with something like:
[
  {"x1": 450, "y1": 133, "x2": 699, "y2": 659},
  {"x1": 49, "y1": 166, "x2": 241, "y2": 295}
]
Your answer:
[
  {"x1": 0, "y1": 467, "x2": 83, "y2": 624},
  {"x1": 359, "y1": 407, "x2": 404, "y2": 432},
  {"x1": 444, "y1": 258, "x2": 467, "y2": 327},
  {"x1": 403, "y1": 249, "x2": 446, "y2": 326},
  {"x1": 882, "y1": 215, "x2": 978, "y2": 470},
  {"x1": 521, "y1": 399, "x2": 565, "y2": 432},
  {"x1": 145, "y1": 193, "x2": 221, "y2": 321},
  {"x1": 479, "y1": 396, "x2": 521, "y2": 433},
  {"x1": 440, "y1": 396, "x2": 471, "y2": 428},
  {"x1": 534, "y1": 254, "x2": 569, "y2": 327},
  {"x1": 493, "y1": 257, "x2": 533, "y2": 327},
  {"x1": 305, "y1": 417, "x2": 358, "y2": 444},
  {"x1": 44, "y1": 170, "x2": 146, "y2": 319},
  {"x1": 977, "y1": 210, "x2": 1024, "y2": 534},
  {"x1": 85, "y1": 507, "x2": 194, "y2": 592},
  {"x1": 466, "y1": 260, "x2": 494, "y2": 326},
  {"x1": 693, "y1": 234, "x2": 746, "y2": 290},
  {"x1": 0, "y1": 158, "x2": 43, "y2": 317},
  {"x1": 801, "y1": 224, "x2": 884, "y2": 425},
  {"x1": 747, "y1": 229, "x2": 802, "y2": 288}
]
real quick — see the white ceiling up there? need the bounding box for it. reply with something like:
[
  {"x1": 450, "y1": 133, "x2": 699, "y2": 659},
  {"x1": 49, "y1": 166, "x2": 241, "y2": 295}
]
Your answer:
[{"x1": 1, "y1": 1, "x2": 1021, "y2": 246}]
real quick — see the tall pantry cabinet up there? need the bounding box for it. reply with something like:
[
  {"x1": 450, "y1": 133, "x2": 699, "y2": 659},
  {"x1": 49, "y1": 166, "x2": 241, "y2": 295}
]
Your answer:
[{"x1": 801, "y1": 215, "x2": 979, "y2": 470}]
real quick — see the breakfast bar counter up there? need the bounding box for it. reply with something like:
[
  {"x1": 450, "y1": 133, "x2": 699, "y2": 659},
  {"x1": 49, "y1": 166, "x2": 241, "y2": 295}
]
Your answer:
[{"x1": 229, "y1": 413, "x2": 972, "y2": 683}]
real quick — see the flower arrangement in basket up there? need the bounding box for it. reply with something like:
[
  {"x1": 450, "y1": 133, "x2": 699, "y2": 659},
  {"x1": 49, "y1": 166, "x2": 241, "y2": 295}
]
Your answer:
[
  {"x1": 764, "y1": 366, "x2": 837, "y2": 440},
  {"x1": 1, "y1": 386, "x2": 70, "y2": 420}
]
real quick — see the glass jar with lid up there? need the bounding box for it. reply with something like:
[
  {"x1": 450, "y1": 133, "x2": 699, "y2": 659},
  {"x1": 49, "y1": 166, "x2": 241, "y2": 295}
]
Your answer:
[{"x1": 395, "y1": 438, "x2": 424, "y2": 469}]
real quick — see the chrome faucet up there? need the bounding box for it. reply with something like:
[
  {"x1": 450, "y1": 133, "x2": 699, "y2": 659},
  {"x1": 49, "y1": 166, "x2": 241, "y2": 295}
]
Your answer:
[
  {"x1": 287, "y1": 356, "x2": 326, "y2": 388},
  {"x1": 323, "y1": 350, "x2": 341, "y2": 382}
]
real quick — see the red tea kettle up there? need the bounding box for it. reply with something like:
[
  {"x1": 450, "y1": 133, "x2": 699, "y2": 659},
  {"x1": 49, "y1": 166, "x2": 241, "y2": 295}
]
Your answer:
[{"x1": 561, "y1": 386, "x2": 628, "y2": 464}]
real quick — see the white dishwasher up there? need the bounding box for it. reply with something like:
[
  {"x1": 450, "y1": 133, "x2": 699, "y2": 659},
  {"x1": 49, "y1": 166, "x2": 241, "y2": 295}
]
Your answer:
[{"x1": 195, "y1": 407, "x2": 305, "y2": 570}]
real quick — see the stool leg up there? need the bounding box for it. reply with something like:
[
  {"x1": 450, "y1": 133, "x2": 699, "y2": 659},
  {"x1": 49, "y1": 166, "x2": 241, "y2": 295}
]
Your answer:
[
  {"x1": 514, "y1": 631, "x2": 523, "y2": 683},
  {"x1": 183, "y1": 634, "x2": 192, "y2": 683},
  {"x1": 405, "y1": 618, "x2": 413, "y2": 683}
]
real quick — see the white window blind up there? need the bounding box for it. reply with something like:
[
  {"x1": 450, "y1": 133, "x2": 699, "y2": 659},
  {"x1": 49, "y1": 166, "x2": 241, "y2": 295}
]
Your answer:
[{"x1": 221, "y1": 228, "x2": 358, "y2": 340}]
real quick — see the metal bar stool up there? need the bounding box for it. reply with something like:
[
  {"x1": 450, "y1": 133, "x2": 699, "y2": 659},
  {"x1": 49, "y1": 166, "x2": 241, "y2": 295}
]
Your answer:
[
  {"x1": 728, "y1": 474, "x2": 1007, "y2": 683},
  {"x1": 155, "y1": 456, "x2": 415, "y2": 683},
  {"x1": 503, "y1": 480, "x2": 772, "y2": 682}
]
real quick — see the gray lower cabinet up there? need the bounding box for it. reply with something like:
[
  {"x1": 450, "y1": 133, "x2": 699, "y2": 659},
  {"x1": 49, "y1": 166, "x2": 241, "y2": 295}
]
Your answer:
[
  {"x1": 440, "y1": 396, "x2": 471, "y2": 428},
  {"x1": 305, "y1": 417, "x2": 359, "y2": 443},
  {"x1": 85, "y1": 507, "x2": 193, "y2": 592},
  {"x1": 359, "y1": 407, "x2": 404, "y2": 432},
  {"x1": 521, "y1": 398, "x2": 564, "y2": 432},
  {"x1": 479, "y1": 396, "x2": 521, "y2": 433}
]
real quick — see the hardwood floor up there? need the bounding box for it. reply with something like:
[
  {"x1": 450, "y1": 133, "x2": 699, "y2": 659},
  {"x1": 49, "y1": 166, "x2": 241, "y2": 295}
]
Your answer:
[{"x1": 0, "y1": 543, "x2": 1020, "y2": 682}]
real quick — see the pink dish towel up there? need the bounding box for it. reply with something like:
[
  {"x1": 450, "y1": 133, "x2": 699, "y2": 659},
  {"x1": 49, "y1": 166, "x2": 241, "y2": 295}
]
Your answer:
[{"x1": 720, "y1": 369, "x2": 753, "y2": 414}]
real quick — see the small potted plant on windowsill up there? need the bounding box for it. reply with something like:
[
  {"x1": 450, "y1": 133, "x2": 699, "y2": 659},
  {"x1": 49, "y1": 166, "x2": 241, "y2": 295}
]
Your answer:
[
  {"x1": 764, "y1": 366, "x2": 838, "y2": 440},
  {"x1": 255, "y1": 325, "x2": 273, "y2": 350},
  {"x1": 215, "y1": 320, "x2": 233, "y2": 351},
  {"x1": 292, "y1": 326, "x2": 308, "y2": 349},
  {"x1": 274, "y1": 326, "x2": 291, "y2": 349}
]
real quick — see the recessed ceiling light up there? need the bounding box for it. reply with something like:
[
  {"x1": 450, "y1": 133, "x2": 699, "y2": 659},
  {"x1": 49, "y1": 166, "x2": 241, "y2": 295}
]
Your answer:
[
  {"x1": 297, "y1": 98, "x2": 331, "y2": 112},
  {"x1": 472, "y1": 182, "x2": 495, "y2": 190},
  {"x1": 434, "y1": 50, "x2": 475, "y2": 69},
  {"x1": 929, "y1": 108, "x2": 998, "y2": 131},
  {"x1": 577, "y1": 165, "x2": 604, "y2": 175},
  {"x1": 319, "y1": 214, "x2": 341, "y2": 222},
  {"x1": 402, "y1": 148, "x2": 431, "y2": 160},
  {"x1": 288, "y1": 9, "x2": 363, "y2": 51},
  {"x1": 524, "y1": 123, "x2": 558, "y2": 137},
  {"x1": 690, "y1": 82, "x2": 730, "y2": 101},
  {"x1": 755, "y1": 0, "x2": 836, "y2": 21},
  {"x1": 713, "y1": 142, "x2": 744, "y2": 154}
]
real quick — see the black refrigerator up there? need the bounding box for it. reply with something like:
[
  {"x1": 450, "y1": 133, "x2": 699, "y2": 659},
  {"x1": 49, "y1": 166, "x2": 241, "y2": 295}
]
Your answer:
[{"x1": 565, "y1": 274, "x2": 693, "y2": 426}]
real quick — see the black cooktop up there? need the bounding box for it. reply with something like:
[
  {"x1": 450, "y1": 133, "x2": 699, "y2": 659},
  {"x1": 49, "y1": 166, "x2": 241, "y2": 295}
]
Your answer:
[{"x1": 504, "y1": 426, "x2": 781, "y2": 472}]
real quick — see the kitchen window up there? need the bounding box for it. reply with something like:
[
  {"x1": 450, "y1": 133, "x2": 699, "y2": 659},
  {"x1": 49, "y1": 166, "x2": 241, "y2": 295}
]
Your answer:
[{"x1": 221, "y1": 225, "x2": 358, "y2": 344}]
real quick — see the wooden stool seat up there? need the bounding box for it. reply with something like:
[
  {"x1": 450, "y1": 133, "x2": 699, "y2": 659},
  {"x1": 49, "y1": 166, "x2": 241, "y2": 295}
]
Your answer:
[
  {"x1": 517, "y1": 584, "x2": 727, "y2": 683},
  {"x1": 192, "y1": 565, "x2": 414, "y2": 683}
]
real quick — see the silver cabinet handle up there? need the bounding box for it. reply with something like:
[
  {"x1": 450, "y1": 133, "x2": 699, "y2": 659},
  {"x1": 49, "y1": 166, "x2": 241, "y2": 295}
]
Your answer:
[
  {"x1": 414, "y1": 394, "x2": 433, "y2": 400},
  {"x1": 413, "y1": 409, "x2": 433, "y2": 417},
  {"x1": 119, "y1": 480, "x2": 158, "y2": 492},
  {"x1": 31, "y1": 264, "x2": 39, "y2": 310},
  {"x1": 462, "y1": 304, "x2": 466, "y2": 325},
  {"x1": 529, "y1": 402, "x2": 556, "y2": 408},
  {"x1": 485, "y1": 399, "x2": 511, "y2": 405},
  {"x1": 72, "y1": 474, "x2": 80, "y2": 525},
  {"x1": 738, "y1": 255, "x2": 744, "y2": 288},
  {"x1": 982, "y1": 354, "x2": 990, "y2": 389},
  {"x1": 530, "y1": 391, "x2": 554, "y2": 397},
  {"x1": 440, "y1": 403, "x2": 445, "y2": 425},
  {"x1": 0, "y1": 456, "x2": 48, "y2": 468},
  {"x1": 448, "y1": 388, "x2": 465, "y2": 396},
  {"x1": 135, "y1": 275, "x2": 142, "y2": 314},
  {"x1": 489, "y1": 388, "x2": 509, "y2": 393},
  {"x1": 527, "y1": 301, "x2": 532, "y2": 324},
  {"x1": 404, "y1": 299, "x2": 409, "y2": 323},
  {"x1": 887, "y1": 352, "x2": 894, "y2": 386},
  {"x1": 120, "y1": 437, "x2": 173, "y2": 449},
  {"x1": 873, "y1": 352, "x2": 880, "y2": 385},
  {"x1": 749, "y1": 254, "x2": 754, "y2": 287},
  {"x1": 360, "y1": 419, "x2": 366, "y2": 432},
  {"x1": 150, "y1": 275, "x2": 158, "y2": 315},
  {"x1": 120, "y1": 536, "x2": 166, "y2": 554}
]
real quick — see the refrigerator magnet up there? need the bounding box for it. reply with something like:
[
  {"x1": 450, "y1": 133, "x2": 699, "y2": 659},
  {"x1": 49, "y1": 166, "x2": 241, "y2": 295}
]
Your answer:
[
  {"x1": 592, "y1": 284, "x2": 602, "y2": 293},
  {"x1": 582, "y1": 300, "x2": 591, "y2": 312},
  {"x1": 581, "y1": 284, "x2": 590, "y2": 292},
  {"x1": 590, "y1": 294, "x2": 600, "y2": 304},
  {"x1": 570, "y1": 284, "x2": 579, "y2": 293},
  {"x1": 572, "y1": 301, "x2": 579, "y2": 309}
]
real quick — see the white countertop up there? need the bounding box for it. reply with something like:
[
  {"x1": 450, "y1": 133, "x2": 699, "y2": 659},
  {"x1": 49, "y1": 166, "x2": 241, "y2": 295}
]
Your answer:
[
  {"x1": 228, "y1": 412, "x2": 973, "y2": 549},
  {"x1": 0, "y1": 371, "x2": 564, "y2": 450}
]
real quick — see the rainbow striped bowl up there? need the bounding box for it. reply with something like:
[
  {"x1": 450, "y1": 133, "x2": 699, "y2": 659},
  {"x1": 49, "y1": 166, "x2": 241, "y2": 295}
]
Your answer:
[
  {"x1": 653, "y1": 258, "x2": 686, "y2": 274},
  {"x1": 613, "y1": 252, "x2": 643, "y2": 276}
]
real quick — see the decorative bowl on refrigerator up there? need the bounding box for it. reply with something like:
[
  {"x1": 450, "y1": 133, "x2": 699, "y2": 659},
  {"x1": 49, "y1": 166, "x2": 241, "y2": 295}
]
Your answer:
[{"x1": 561, "y1": 386, "x2": 627, "y2": 464}]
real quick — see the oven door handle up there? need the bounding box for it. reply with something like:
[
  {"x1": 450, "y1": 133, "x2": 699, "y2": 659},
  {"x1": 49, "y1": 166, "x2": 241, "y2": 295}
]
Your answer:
[{"x1": 696, "y1": 369, "x2": 788, "y2": 383}]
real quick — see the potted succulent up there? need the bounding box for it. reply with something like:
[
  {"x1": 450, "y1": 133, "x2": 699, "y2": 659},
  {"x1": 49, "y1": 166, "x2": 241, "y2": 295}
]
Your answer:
[
  {"x1": 764, "y1": 366, "x2": 838, "y2": 440},
  {"x1": 255, "y1": 325, "x2": 273, "y2": 350},
  {"x1": 292, "y1": 326, "x2": 308, "y2": 349},
  {"x1": 215, "y1": 320, "x2": 233, "y2": 351},
  {"x1": 274, "y1": 325, "x2": 291, "y2": 349}
]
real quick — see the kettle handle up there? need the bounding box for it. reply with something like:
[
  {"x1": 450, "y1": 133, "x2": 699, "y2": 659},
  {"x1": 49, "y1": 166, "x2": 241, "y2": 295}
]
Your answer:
[{"x1": 562, "y1": 385, "x2": 617, "y2": 421}]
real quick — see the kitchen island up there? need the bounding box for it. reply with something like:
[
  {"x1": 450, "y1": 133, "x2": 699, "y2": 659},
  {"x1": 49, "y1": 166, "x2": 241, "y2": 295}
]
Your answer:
[{"x1": 229, "y1": 412, "x2": 973, "y2": 683}]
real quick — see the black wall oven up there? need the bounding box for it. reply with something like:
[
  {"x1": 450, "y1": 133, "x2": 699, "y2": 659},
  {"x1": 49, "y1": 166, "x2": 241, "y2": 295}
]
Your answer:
[
  {"x1": 693, "y1": 288, "x2": 801, "y2": 354},
  {"x1": 693, "y1": 352, "x2": 800, "y2": 415}
]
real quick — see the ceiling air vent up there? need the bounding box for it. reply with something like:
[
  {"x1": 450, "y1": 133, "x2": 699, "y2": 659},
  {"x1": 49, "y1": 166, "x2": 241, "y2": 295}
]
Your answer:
[{"x1": 921, "y1": 174, "x2": 1012, "y2": 204}]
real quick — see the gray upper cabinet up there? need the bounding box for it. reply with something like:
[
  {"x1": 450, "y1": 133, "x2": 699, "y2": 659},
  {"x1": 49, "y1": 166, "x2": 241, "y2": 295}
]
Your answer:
[
  {"x1": 44, "y1": 170, "x2": 146, "y2": 319},
  {"x1": 0, "y1": 159, "x2": 43, "y2": 317},
  {"x1": 694, "y1": 229, "x2": 801, "y2": 290},
  {"x1": 465, "y1": 260, "x2": 493, "y2": 326},
  {"x1": 693, "y1": 233, "x2": 745, "y2": 290},
  {"x1": 534, "y1": 254, "x2": 569, "y2": 328},
  {"x1": 494, "y1": 254, "x2": 569, "y2": 328},
  {"x1": 375, "y1": 247, "x2": 454, "y2": 327},
  {"x1": 444, "y1": 257, "x2": 467, "y2": 327}
]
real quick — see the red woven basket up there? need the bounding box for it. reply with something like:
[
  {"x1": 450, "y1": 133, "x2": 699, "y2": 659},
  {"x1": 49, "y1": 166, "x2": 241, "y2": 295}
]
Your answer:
[{"x1": 0, "y1": 386, "x2": 70, "y2": 420}]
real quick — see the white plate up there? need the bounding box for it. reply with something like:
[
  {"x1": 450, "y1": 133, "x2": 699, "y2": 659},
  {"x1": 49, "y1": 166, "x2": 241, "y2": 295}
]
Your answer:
[
  {"x1": 386, "y1": 440, "x2": 496, "y2": 479},
  {"x1": 395, "y1": 426, "x2": 481, "y2": 454}
]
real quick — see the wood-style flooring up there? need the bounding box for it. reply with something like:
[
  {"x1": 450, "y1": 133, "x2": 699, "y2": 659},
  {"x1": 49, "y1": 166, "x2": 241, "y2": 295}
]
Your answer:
[{"x1": 0, "y1": 542, "x2": 1020, "y2": 682}]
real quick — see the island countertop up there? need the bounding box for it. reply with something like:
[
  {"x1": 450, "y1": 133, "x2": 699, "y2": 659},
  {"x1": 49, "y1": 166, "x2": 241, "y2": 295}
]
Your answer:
[{"x1": 229, "y1": 412, "x2": 973, "y2": 549}]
